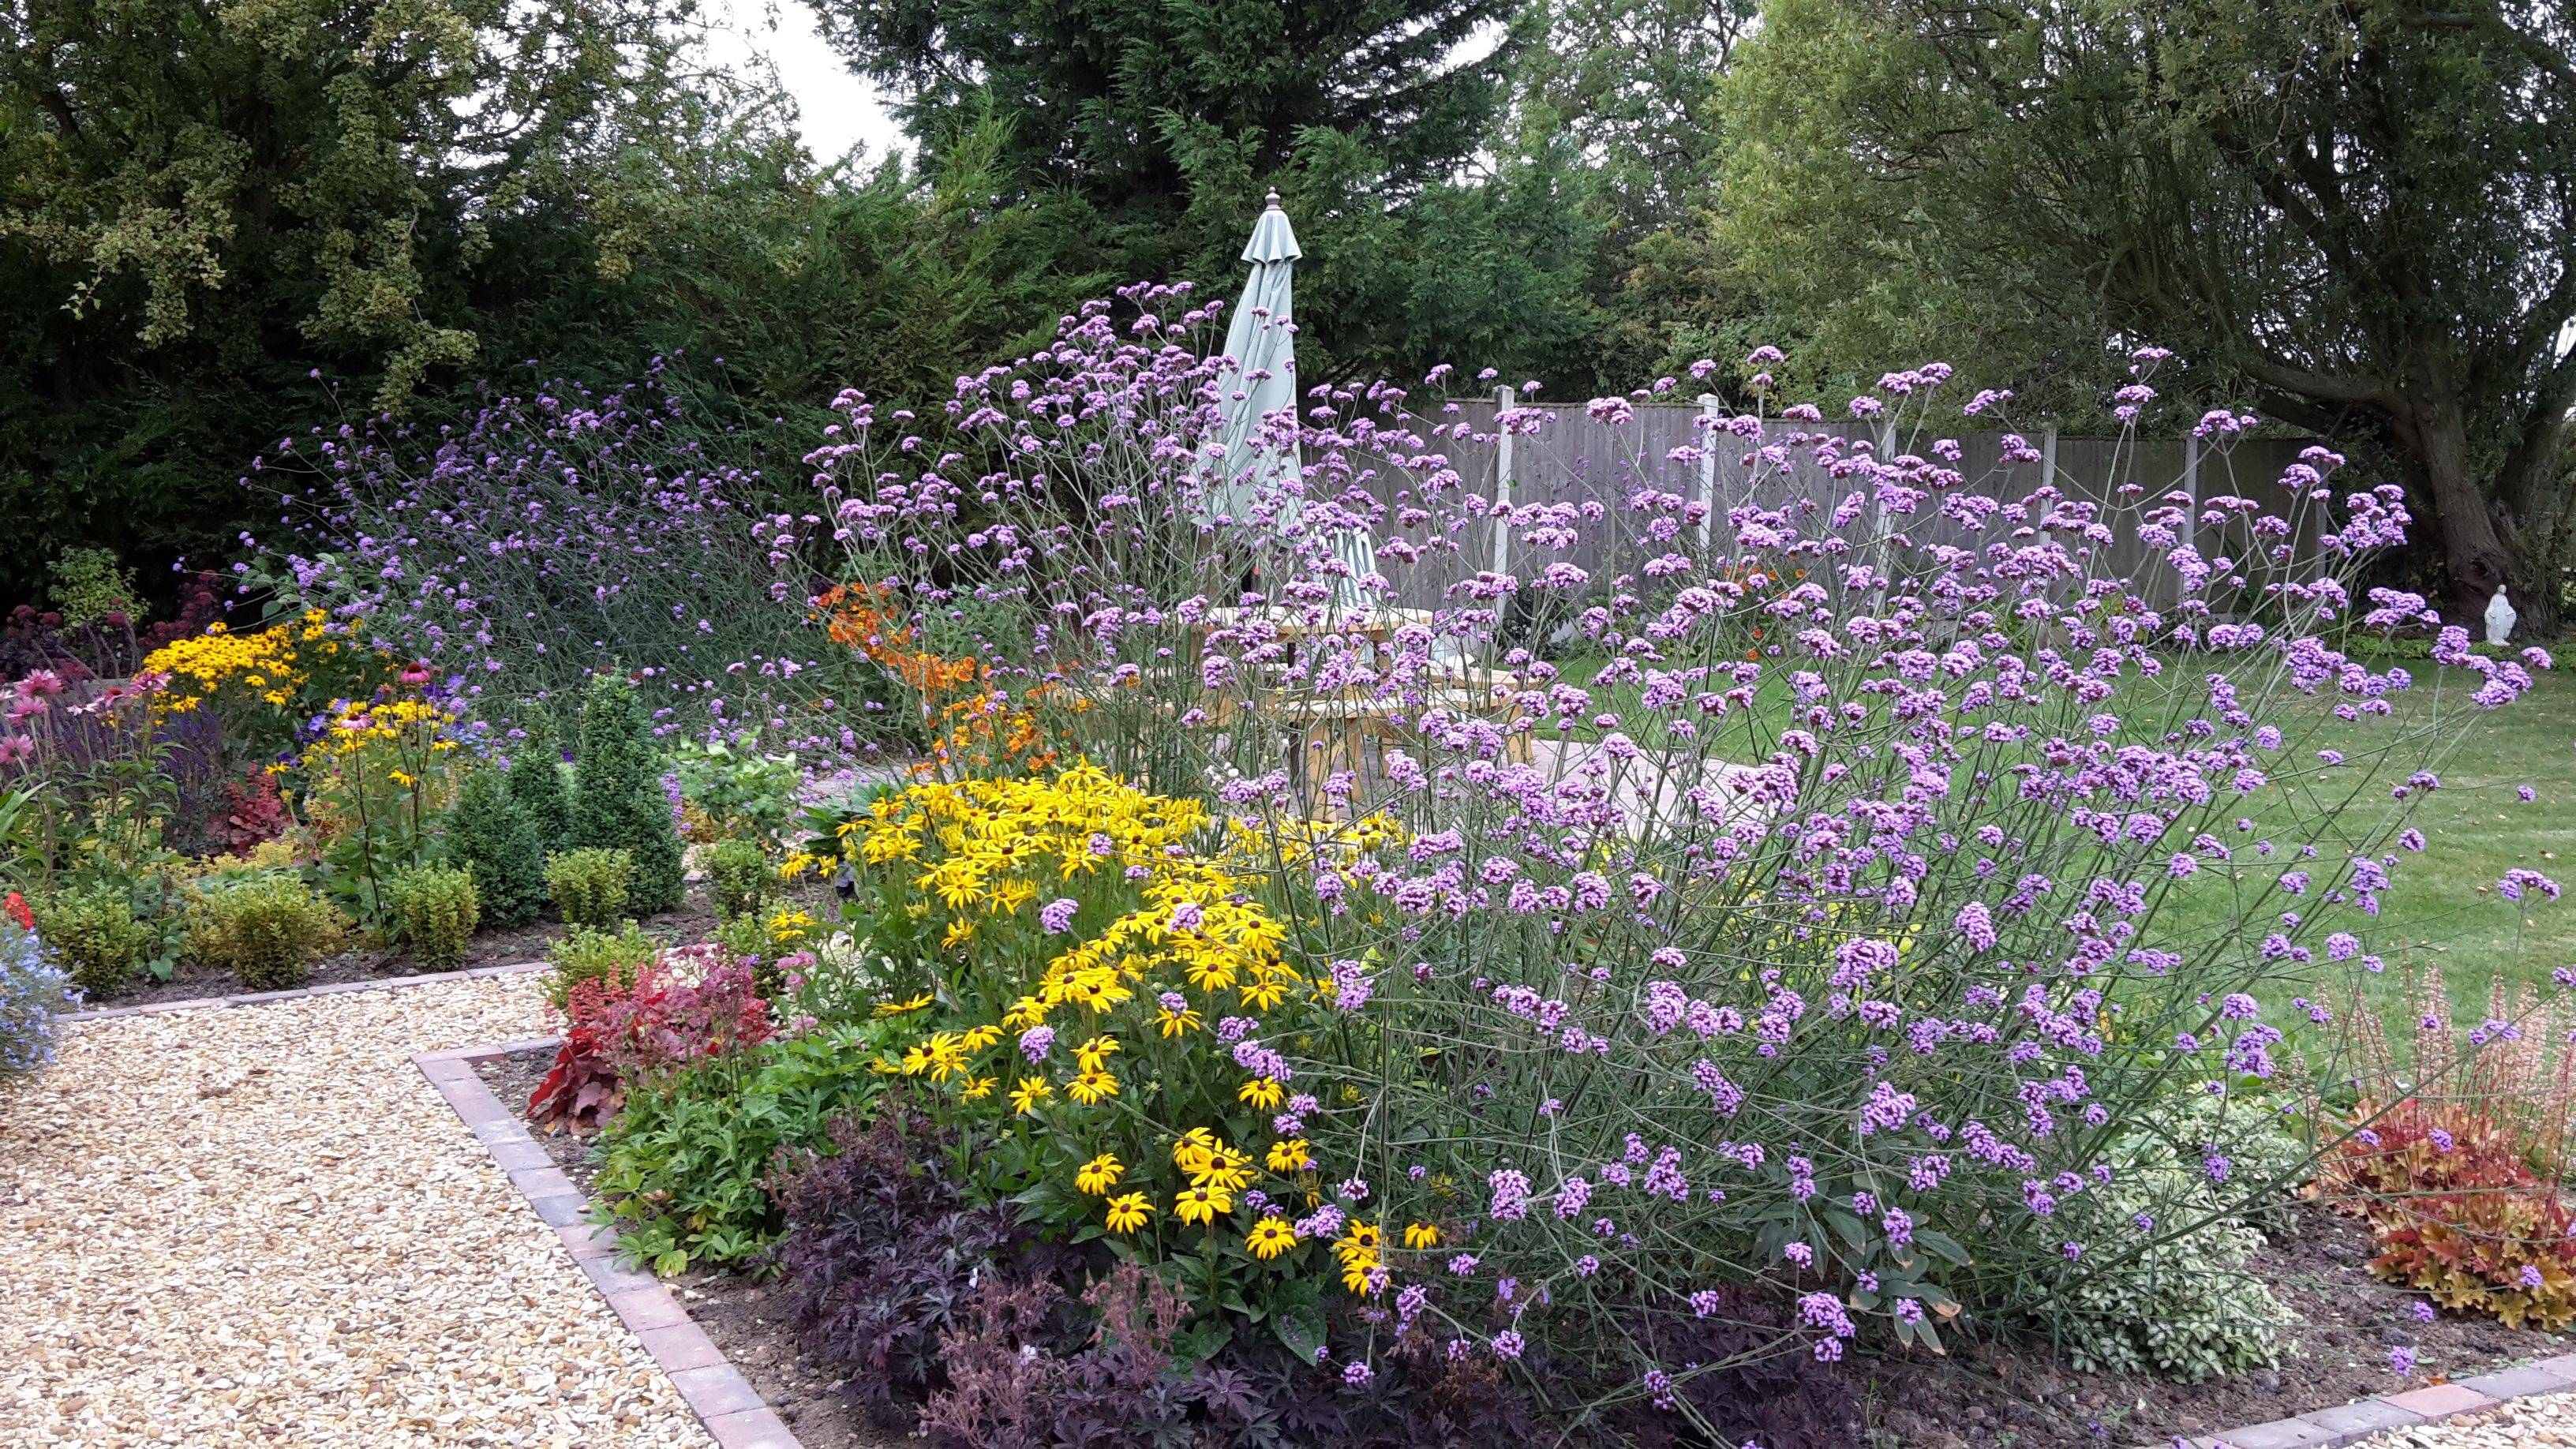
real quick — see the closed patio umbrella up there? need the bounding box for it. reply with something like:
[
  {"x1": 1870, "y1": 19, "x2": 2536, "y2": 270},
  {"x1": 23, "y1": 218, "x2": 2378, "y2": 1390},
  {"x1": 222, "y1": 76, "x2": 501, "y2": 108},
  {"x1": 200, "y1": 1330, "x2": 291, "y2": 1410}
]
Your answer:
[{"x1": 1210, "y1": 191, "x2": 1375, "y2": 605}]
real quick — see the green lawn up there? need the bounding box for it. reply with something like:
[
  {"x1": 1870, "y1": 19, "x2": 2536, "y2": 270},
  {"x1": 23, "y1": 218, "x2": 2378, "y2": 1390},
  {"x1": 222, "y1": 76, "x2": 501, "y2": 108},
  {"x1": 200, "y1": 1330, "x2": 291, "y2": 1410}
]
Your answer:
[
  {"x1": 2231, "y1": 662, "x2": 2576, "y2": 1020},
  {"x1": 1542, "y1": 650, "x2": 2576, "y2": 1025}
]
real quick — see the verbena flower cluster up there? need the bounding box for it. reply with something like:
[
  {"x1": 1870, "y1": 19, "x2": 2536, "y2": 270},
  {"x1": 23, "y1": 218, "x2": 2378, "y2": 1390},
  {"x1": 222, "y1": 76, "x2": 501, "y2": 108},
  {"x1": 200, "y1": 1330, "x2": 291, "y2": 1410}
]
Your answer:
[
  {"x1": 787, "y1": 287, "x2": 2543, "y2": 1422},
  {"x1": 248, "y1": 369, "x2": 849, "y2": 743}
]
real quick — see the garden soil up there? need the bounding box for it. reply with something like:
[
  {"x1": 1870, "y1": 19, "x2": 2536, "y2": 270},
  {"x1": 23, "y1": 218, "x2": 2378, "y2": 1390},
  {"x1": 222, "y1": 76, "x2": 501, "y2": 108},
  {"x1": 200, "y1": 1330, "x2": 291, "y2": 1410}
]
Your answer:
[{"x1": 1853, "y1": 1204, "x2": 2567, "y2": 1447}]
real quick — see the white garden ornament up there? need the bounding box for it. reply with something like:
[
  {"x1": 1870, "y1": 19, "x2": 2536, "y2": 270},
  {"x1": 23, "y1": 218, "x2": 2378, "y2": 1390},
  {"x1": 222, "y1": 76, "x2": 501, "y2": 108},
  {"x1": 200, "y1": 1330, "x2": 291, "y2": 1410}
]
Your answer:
[{"x1": 2487, "y1": 586, "x2": 2517, "y2": 646}]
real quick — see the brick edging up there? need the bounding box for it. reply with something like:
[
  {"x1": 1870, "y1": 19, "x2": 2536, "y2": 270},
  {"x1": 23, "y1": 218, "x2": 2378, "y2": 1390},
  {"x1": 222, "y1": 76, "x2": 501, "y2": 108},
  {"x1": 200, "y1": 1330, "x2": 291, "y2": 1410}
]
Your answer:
[
  {"x1": 414, "y1": 1039, "x2": 803, "y2": 1449},
  {"x1": 66, "y1": 960, "x2": 550, "y2": 1022},
  {"x1": 2162, "y1": 1362, "x2": 2576, "y2": 1446}
]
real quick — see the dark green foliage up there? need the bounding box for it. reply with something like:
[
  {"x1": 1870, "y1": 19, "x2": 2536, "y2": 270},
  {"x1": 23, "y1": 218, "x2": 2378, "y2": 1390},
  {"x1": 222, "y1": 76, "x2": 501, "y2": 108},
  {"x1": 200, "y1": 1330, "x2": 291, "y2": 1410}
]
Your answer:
[
  {"x1": 0, "y1": 0, "x2": 753, "y2": 597},
  {"x1": 594, "y1": 1022, "x2": 897, "y2": 1273},
  {"x1": 0, "y1": 0, "x2": 1084, "y2": 601},
  {"x1": 823, "y1": 0, "x2": 1515, "y2": 218},
  {"x1": 445, "y1": 767, "x2": 546, "y2": 928},
  {"x1": 381, "y1": 863, "x2": 481, "y2": 971},
  {"x1": 568, "y1": 672, "x2": 684, "y2": 914},
  {"x1": 811, "y1": 0, "x2": 1612, "y2": 389},
  {"x1": 507, "y1": 717, "x2": 574, "y2": 856},
  {"x1": 1718, "y1": 0, "x2": 2576, "y2": 624}
]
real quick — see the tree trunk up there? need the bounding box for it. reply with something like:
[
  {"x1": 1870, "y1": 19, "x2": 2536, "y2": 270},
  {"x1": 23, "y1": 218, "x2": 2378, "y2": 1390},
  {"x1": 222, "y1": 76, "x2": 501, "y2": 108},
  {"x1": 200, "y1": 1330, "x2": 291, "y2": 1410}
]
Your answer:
[{"x1": 2389, "y1": 388, "x2": 2525, "y2": 629}]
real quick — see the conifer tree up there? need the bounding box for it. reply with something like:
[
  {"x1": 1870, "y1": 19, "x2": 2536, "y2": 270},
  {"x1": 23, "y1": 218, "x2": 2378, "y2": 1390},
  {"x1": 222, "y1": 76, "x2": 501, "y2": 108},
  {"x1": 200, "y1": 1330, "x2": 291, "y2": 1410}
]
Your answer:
[
  {"x1": 444, "y1": 767, "x2": 547, "y2": 928},
  {"x1": 509, "y1": 713, "x2": 575, "y2": 854},
  {"x1": 568, "y1": 672, "x2": 685, "y2": 915}
]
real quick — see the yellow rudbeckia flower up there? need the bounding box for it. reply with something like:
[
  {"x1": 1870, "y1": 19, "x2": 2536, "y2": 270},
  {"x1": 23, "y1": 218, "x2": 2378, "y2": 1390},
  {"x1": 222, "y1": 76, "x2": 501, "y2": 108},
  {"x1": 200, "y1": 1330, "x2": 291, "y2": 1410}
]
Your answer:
[
  {"x1": 1073, "y1": 1034, "x2": 1121, "y2": 1073},
  {"x1": 1172, "y1": 1128, "x2": 1219, "y2": 1175},
  {"x1": 1075, "y1": 1154, "x2": 1125, "y2": 1195},
  {"x1": 1245, "y1": 1218, "x2": 1298, "y2": 1260}
]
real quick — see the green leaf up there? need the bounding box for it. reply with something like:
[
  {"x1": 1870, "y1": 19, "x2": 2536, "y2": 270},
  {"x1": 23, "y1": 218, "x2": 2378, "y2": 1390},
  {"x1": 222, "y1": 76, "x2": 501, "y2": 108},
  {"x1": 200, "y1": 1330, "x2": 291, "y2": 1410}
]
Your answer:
[
  {"x1": 1168, "y1": 1315, "x2": 1233, "y2": 1368},
  {"x1": 1271, "y1": 1305, "x2": 1327, "y2": 1365},
  {"x1": 1822, "y1": 1206, "x2": 1869, "y2": 1252}
]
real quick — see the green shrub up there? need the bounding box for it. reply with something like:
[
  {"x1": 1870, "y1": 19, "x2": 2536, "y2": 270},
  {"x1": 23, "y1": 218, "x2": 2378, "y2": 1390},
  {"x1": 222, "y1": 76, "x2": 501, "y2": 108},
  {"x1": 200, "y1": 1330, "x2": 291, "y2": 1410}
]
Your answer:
[
  {"x1": 444, "y1": 766, "x2": 545, "y2": 927},
  {"x1": 569, "y1": 672, "x2": 683, "y2": 914},
  {"x1": 546, "y1": 847, "x2": 633, "y2": 928},
  {"x1": 670, "y1": 741, "x2": 801, "y2": 844},
  {"x1": 595, "y1": 1020, "x2": 899, "y2": 1272},
  {"x1": 382, "y1": 863, "x2": 481, "y2": 970},
  {"x1": 30, "y1": 885, "x2": 155, "y2": 998},
  {"x1": 713, "y1": 912, "x2": 767, "y2": 965},
  {"x1": 544, "y1": 920, "x2": 658, "y2": 1013},
  {"x1": 508, "y1": 713, "x2": 573, "y2": 852},
  {"x1": 187, "y1": 875, "x2": 346, "y2": 990},
  {"x1": 705, "y1": 837, "x2": 774, "y2": 922},
  {"x1": 2052, "y1": 1099, "x2": 2308, "y2": 1381},
  {"x1": 51, "y1": 547, "x2": 137, "y2": 629}
]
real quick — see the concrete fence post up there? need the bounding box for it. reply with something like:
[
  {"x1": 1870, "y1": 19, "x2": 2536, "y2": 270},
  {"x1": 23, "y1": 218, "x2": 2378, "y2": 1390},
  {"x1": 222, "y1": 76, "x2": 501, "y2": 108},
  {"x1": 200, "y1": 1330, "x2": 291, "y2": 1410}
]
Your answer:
[
  {"x1": 1697, "y1": 392, "x2": 1722, "y2": 552},
  {"x1": 1493, "y1": 384, "x2": 1518, "y2": 579}
]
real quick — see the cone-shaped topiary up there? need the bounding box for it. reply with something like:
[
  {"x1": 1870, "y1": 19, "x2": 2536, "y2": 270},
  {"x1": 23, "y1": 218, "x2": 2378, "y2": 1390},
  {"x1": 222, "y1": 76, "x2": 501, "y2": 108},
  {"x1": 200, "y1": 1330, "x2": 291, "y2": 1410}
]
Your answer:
[
  {"x1": 445, "y1": 766, "x2": 546, "y2": 928},
  {"x1": 569, "y1": 671, "x2": 683, "y2": 914},
  {"x1": 509, "y1": 712, "x2": 574, "y2": 852}
]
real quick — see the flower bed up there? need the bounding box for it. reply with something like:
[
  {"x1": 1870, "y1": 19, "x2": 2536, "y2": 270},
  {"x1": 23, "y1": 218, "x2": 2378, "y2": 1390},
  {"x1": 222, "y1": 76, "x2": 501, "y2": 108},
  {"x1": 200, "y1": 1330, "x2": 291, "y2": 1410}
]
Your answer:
[{"x1": 8, "y1": 290, "x2": 2576, "y2": 1447}]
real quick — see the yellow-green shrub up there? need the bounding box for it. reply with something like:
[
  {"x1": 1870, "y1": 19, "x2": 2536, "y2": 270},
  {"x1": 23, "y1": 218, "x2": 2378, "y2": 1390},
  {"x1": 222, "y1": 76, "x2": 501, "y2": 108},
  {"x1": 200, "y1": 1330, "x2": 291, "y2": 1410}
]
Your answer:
[
  {"x1": 705, "y1": 837, "x2": 773, "y2": 922},
  {"x1": 545, "y1": 847, "x2": 631, "y2": 928},
  {"x1": 545, "y1": 921, "x2": 657, "y2": 1013},
  {"x1": 383, "y1": 863, "x2": 481, "y2": 971},
  {"x1": 187, "y1": 874, "x2": 346, "y2": 989},
  {"x1": 30, "y1": 885, "x2": 155, "y2": 998}
]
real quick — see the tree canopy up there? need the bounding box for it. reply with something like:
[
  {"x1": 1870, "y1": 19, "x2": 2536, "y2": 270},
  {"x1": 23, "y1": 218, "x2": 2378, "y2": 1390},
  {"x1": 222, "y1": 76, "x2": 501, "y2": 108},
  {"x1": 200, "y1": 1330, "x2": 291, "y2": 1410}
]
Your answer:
[
  {"x1": 1717, "y1": 0, "x2": 2576, "y2": 621},
  {"x1": 0, "y1": 0, "x2": 1078, "y2": 597},
  {"x1": 816, "y1": 0, "x2": 1518, "y2": 212},
  {"x1": 9, "y1": 0, "x2": 2576, "y2": 627}
]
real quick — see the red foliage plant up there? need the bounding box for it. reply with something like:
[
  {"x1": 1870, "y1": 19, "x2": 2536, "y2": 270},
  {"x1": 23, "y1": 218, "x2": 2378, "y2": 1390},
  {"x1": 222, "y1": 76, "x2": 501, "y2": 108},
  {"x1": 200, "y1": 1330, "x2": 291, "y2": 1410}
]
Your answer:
[
  {"x1": 527, "y1": 954, "x2": 776, "y2": 1133},
  {"x1": 527, "y1": 1019, "x2": 622, "y2": 1133},
  {"x1": 2320, "y1": 967, "x2": 2576, "y2": 1329},
  {"x1": 213, "y1": 769, "x2": 289, "y2": 851}
]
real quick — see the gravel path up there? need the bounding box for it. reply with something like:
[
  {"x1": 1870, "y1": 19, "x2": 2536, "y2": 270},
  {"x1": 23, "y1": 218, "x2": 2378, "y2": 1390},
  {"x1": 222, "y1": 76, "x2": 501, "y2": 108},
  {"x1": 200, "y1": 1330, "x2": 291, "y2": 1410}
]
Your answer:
[
  {"x1": 2375, "y1": 1390, "x2": 2576, "y2": 1446},
  {"x1": 0, "y1": 975, "x2": 712, "y2": 1447}
]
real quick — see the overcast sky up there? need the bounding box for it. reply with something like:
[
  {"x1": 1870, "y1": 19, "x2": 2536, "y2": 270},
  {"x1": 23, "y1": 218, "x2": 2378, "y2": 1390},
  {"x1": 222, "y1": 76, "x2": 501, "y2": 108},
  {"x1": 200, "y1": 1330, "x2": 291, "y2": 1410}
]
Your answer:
[{"x1": 698, "y1": 0, "x2": 908, "y2": 165}]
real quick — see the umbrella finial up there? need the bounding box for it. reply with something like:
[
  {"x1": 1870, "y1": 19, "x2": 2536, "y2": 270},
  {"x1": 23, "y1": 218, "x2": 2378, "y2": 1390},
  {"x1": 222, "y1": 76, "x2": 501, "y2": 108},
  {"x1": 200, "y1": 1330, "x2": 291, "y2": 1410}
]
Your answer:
[{"x1": 1264, "y1": 187, "x2": 1282, "y2": 211}]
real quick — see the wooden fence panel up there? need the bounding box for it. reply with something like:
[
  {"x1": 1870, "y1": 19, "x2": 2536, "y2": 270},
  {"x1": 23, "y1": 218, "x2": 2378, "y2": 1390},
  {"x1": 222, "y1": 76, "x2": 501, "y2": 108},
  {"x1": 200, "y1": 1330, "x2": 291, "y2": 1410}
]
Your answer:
[{"x1": 1333, "y1": 401, "x2": 2323, "y2": 616}]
